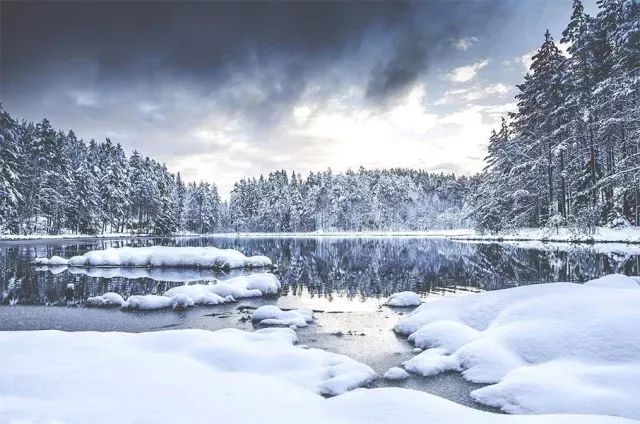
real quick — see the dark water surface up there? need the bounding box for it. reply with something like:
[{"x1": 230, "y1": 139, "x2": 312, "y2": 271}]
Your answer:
[{"x1": 1, "y1": 235, "x2": 638, "y2": 409}]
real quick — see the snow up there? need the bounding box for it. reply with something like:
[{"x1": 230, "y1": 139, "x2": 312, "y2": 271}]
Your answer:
[
  {"x1": 0, "y1": 329, "x2": 634, "y2": 424},
  {"x1": 122, "y1": 294, "x2": 194, "y2": 311},
  {"x1": 86, "y1": 292, "x2": 125, "y2": 307},
  {"x1": 252, "y1": 305, "x2": 314, "y2": 327},
  {"x1": 383, "y1": 367, "x2": 410, "y2": 380},
  {"x1": 386, "y1": 291, "x2": 422, "y2": 307},
  {"x1": 87, "y1": 273, "x2": 279, "y2": 310},
  {"x1": 35, "y1": 246, "x2": 272, "y2": 269},
  {"x1": 394, "y1": 273, "x2": 640, "y2": 419}
]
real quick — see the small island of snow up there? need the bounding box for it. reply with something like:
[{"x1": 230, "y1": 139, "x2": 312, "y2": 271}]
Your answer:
[{"x1": 33, "y1": 246, "x2": 272, "y2": 269}]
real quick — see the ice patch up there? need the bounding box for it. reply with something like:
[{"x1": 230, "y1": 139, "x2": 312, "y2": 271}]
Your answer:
[
  {"x1": 252, "y1": 305, "x2": 314, "y2": 327},
  {"x1": 386, "y1": 291, "x2": 422, "y2": 307}
]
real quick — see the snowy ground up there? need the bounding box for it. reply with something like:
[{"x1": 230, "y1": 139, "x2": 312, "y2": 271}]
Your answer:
[
  {"x1": 1, "y1": 328, "x2": 634, "y2": 424},
  {"x1": 394, "y1": 274, "x2": 640, "y2": 419}
]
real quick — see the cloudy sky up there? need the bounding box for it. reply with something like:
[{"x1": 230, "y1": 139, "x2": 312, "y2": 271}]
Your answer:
[{"x1": 2, "y1": 0, "x2": 596, "y2": 196}]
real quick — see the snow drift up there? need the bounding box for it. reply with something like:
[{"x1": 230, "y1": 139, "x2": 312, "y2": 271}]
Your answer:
[
  {"x1": 0, "y1": 329, "x2": 633, "y2": 424},
  {"x1": 33, "y1": 246, "x2": 272, "y2": 269},
  {"x1": 394, "y1": 273, "x2": 640, "y2": 419}
]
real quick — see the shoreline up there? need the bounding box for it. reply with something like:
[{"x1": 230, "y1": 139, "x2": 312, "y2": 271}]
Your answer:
[{"x1": 4, "y1": 227, "x2": 640, "y2": 245}]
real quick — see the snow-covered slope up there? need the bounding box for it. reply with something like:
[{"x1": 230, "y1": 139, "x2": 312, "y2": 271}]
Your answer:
[
  {"x1": 394, "y1": 274, "x2": 640, "y2": 419},
  {"x1": 0, "y1": 328, "x2": 634, "y2": 424},
  {"x1": 33, "y1": 246, "x2": 272, "y2": 268}
]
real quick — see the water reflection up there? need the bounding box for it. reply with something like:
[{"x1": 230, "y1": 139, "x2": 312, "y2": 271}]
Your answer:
[{"x1": 1, "y1": 236, "x2": 639, "y2": 306}]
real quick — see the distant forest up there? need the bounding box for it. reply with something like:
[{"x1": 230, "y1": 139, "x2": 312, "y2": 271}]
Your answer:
[
  {"x1": 0, "y1": 107, "x2": 475, "y2": 235},
  {"x1": 1, "y1": 0, "x2": 637, "y2": 236}
]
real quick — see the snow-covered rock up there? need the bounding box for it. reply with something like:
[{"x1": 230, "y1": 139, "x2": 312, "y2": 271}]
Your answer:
[
  {"x1": 86, "y1": 292, "x2": 126, "y2": 307},
  {"x1": 123, "y1": 294, "x2": 195, "y2": 311},
  {"x1": 42, "y1": 246, "x2": 272, "y2": 269},
  {"x1": 0, "y1": 329, "x2": 632, "y2": 424},
  {"x1": 383, "y1": 367, "x2": 410, "y2": 380},
  {"x1": 394, "y1": 273, "x2": 640, "y2": 419},
  {"x1": 386, "y1": 291, "x2": 422, "y2": 307},
  {"x1": 252, "y1": 305, "x2": 314, "y2": 327}
]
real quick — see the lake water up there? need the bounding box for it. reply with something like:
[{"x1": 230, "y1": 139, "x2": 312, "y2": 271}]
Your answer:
[{"x1": 2, "y1": 235, "x2": 639, "y2": 409}]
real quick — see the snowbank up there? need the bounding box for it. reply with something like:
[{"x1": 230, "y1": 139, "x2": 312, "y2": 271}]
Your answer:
[
  {"x1": 394, "y1": 273, "x2": 640, "y2": 419},
  {"x1": 252, "y1": 305, "x2": 314, "y2": 327},
  {"x1": 87, "y1": 273, "x2": 280, "y2": 310},
  {"x1": 33, "y1": 246, "x2": 272, "y2": 269},
  {"x1": 0, "y1": 329, "x2": 633, "y2": 424},
  {"x1": 386, "y1": 291, "x2": 422, "y2": 307}
]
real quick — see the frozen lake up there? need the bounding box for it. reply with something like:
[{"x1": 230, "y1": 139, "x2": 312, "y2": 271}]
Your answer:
[{"x1": 2, "y1": 235, "x2": 639, "y2": 410}]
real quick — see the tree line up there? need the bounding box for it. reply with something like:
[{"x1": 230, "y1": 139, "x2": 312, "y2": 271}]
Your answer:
[
  {"x1": 475, "y1": 0, "x2": 639, "y2": 232},
  {"x1": 0, "y1": 106, "x2": 474, "y2": 235},
  {"x1": 0, "y1": 109, "x2": 222, "y2": 235}
]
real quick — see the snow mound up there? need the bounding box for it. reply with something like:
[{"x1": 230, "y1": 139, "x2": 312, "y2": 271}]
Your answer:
[
  {"x1": 86, "y1": 292, "x2": 125, "y2": 307},
  {"x1": 39, "y1": 246, "x2": 272, "y2": 269},
  {"x1": 383, "y1": 367, "x2": 410, "y2": 380},
  {"x1": 88, "y1": 273, "x2": 279, "y2": 310},
  {"x1": 583, "y1": 274, "x2": 640, "y2": 289},
  {"x1": 0, "y1": 329, "x2": 632, "y2": 423},
  {"x1": 123, "y1": 294, "x2": 194, "y2": 311},
  {"x1": 252, "y1": 305, "x2": 314, "y2": 327},
  {"x1": 386, "y1": 291, "x2": 422, "y2": 307},
  {"x1": 395, "y1": 274, "x2": 640, "y2": 419}
]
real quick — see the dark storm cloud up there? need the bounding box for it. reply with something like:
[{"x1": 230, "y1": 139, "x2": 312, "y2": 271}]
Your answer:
[
  {"x1": 2, "y1": 1, "x2": 506, "y2": 107},
  {"x1": 365, "y1": 1, "x2": 505, "y2": 102}
]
